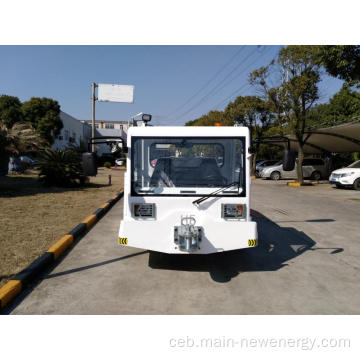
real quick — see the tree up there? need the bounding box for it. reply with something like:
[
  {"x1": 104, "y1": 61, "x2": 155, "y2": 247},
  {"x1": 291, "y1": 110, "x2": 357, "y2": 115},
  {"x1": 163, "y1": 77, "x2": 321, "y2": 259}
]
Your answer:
[
  {"x1": 307, "y1": 85, "x2": 360, "y2": 127},
  {"x1": 22, "y1": 97, "x2": 63, "y2": 144},
  {"x1": 317, "y1": 45, "x2": 360, "y2": 85},
  {"x1": 0, "y1": 95, "x2": 24, "y2": 128},
  {"x1": 0, "y1": 95, "x2": 50, "y2": 173},
  {"x1": 250, "y1": 46, "x2": 321, "y2": 184},
  {"x1": 185, "y1": 110, "x2": 229, "y2": 126},
  {"x1": 224, "y1": 96, "x2": 275, "y2": 174},
  {"x1": 0, "y1": 120, "x2": 49, "y2": 174}
]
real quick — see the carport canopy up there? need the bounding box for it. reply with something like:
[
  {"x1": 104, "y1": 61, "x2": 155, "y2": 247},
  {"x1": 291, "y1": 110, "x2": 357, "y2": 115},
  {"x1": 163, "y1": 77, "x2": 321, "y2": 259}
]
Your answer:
[{"x1": 263, "y1": 119, "x2": 360, "y2": 154}]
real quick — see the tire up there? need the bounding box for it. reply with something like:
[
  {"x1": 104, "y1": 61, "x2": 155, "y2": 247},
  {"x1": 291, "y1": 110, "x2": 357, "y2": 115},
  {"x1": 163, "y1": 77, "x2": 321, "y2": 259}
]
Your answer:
[
  {"x1": 335, "y1": 184, "x2": 343, "y2": 189},
  {"x1": 354, "y1": 178, "x2": 360, "y2": 191},
  {"x1": 270, "y1": 171, "x2": 281, "y2": 181},
  {"x1": 311, "y1": 171, "x2": 321, "y2": 181}
]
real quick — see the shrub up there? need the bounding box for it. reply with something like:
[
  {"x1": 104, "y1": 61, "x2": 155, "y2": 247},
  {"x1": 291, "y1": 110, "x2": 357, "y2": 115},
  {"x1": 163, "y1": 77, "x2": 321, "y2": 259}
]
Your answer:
[
  {"x1": 37, "y1": 149, "x2": 87, "y2": 187},
  {"x1": 103, "y1": 161, "x2": 111, "y2": 168}
]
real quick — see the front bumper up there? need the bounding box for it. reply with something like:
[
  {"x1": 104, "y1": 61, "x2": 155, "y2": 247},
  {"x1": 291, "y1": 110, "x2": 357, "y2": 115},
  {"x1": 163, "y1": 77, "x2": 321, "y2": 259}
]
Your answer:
[
  {"x1": 329, "y1": 176, "x2": 353, "y2": 186},
  {"x1": 119, "y1": 219, "x2": 258, "y2": 254}
]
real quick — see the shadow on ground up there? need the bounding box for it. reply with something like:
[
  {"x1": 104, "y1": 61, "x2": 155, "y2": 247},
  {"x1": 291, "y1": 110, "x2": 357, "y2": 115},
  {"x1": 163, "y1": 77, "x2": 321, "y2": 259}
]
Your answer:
[
  {"x1": 2, "y1": 210, "x2": 344, "y2": 314},
  {"x1": 148, "y1": 210, "x2": 343, "y2": 283}
]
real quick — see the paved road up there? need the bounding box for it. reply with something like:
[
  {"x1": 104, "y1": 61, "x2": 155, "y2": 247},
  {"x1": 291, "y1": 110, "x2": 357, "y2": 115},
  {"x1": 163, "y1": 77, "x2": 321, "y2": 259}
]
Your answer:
[{"x1": 8, "y1": 180, "x2": 360, "y2": 314}]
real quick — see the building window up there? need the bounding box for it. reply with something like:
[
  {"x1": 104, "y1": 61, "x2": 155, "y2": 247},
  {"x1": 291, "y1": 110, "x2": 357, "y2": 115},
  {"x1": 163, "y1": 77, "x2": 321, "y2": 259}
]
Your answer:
[
  {"x1": 95, "y1": 123, "x2": 99, "y2": 129},
  {"x1": 64, "y1": 130, "x2": 69, "y2": 141},
  {"x1": 119, "y1": 125, "x2": 123, "y2": 130},
  {"x1": 105, "y1": 123, "x2": 114, "y2": 129},
  {"x1": 58, "y1": 135, "x2": 63, "y2": 140}
]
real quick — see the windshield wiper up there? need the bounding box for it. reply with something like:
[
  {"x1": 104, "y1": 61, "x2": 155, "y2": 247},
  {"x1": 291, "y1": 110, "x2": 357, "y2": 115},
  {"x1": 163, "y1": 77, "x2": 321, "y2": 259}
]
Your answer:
[{"x1": 192, "y1": 182, "x2": 240, "y2": 206}]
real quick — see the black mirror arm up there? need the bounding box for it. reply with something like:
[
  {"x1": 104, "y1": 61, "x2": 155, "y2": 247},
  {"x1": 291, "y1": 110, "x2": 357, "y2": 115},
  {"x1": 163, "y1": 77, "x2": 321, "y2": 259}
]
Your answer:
[{"x1": 87, "y1": 136, "x2": 128, "y2": 153}]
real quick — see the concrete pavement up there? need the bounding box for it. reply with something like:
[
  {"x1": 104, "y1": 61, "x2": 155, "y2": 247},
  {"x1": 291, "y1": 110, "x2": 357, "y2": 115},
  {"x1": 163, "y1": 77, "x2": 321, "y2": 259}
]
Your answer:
[{"x1": 8, "y1": 180, "x2": 360, "y2": 314}]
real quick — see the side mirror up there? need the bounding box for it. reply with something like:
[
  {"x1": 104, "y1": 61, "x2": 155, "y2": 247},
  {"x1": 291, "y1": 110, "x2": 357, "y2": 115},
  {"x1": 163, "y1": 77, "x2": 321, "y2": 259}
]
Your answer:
[
  {"x1": 283, "y1": 149, "x2": 296, "y2": 171},
  {"x1": 82, "y1": 152, "x2": 97, "y2": 176}
]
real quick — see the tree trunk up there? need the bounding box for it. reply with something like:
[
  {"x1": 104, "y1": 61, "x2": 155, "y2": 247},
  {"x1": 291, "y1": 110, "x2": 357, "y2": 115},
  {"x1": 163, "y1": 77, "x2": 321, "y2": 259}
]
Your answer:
[
  {"x1": 251, "y1": 153, "x2": 257, "y2": 176},
  {"x1": 296, "y1": 144, "x2": 304, "y2": 184}
]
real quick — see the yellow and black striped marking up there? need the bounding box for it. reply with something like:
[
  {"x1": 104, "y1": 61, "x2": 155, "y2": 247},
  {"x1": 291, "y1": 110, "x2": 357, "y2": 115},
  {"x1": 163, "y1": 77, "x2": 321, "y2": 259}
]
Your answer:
[
  {"x1": 248, "y1": 239, "x2": 258, "y2": 247},
  {"x1": 118, "y1": 237, "x2": 128, "y2": 245},
  {"x1": 0, "y1": 190, "x2": 124, "y2": 310}
]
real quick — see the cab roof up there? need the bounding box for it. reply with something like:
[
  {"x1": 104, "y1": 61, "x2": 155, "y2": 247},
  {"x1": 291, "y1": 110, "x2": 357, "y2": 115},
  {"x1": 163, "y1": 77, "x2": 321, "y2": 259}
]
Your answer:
[{"x1": 128, "y1": 126, "x2": 250, "y2": 137}]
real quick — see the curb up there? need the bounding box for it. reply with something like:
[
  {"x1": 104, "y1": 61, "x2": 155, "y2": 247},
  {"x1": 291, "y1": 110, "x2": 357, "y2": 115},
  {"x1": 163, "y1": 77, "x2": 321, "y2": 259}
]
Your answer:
[
  {"x1": 0, "y1": 190, "x2": 124, "y2": 310},
  {"x1": 287, "y1": 182, "x2": 315, "y2": 187},
  {"x1": 287, "y1": 182, "x2": 301, "y2": 187}
]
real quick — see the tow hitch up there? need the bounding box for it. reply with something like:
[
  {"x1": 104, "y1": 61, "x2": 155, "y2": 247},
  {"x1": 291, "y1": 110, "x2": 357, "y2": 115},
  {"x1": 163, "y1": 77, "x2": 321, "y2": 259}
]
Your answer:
[{"x1": 174, "y1": 216, "x2": 202, "y2": 252}]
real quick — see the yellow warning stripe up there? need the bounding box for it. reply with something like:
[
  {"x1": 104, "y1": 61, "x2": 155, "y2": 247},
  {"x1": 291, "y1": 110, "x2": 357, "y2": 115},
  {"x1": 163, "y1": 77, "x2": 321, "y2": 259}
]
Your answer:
[
  {"x1": 0, "y1": 280, "x2": 22, "y2": 308},
  {"x1": 287, "y1": 182, "x2": 301, "y2": 187},
  {"x1": 248, "y1": 239, "x2": 258, "y2": 247},
  {"x1": 82, "y1": 214, "x2": 97, "y2": 228},
  {"x1": 47, "y1": 234, "x2": 74, "y2": 259},
  {"x1": 100, "y1": 202, "x2": 111, "y2": 210}
]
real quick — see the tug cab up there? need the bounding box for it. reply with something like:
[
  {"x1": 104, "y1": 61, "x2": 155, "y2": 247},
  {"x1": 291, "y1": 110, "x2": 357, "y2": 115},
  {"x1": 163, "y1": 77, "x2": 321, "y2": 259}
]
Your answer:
[{"x1": 118, "y1": 125, "x2": 258, "y2": 254}]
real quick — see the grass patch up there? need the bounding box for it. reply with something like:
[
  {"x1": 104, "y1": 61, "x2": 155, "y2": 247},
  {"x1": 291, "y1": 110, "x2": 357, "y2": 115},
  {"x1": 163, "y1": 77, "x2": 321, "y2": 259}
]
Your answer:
[{"x1": 0, "y1": 168, "x2": 124, "y2": 287}]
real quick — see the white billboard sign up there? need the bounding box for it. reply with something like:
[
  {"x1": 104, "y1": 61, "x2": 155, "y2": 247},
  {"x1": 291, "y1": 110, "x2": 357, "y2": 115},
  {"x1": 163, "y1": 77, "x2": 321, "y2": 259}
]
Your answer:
[{"x1": 97, "y1": 84, "x2": 134, "y2": 103}]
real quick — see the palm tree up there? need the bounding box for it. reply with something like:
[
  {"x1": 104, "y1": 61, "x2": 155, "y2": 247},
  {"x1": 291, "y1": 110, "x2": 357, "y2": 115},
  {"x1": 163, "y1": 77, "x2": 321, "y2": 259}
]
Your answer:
[{"x1": 0, "y1": 121, "x2": 49, "y2": 174}]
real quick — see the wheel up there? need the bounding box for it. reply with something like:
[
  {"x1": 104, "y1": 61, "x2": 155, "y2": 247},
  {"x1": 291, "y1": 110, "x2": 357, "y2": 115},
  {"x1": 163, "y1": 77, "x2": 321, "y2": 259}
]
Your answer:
[
  {"x1": 335, "y1": 184, "x2": 343, "y2": 189},
  {"x1": 354, "y1": 178, "x2": 360, "y2": 191},
  {"x1": 270, "y1": 171, "x2": 281, "y2": 181},
  {"x1": 311, "y1": 171, "x2": 321, "y2": 181}
]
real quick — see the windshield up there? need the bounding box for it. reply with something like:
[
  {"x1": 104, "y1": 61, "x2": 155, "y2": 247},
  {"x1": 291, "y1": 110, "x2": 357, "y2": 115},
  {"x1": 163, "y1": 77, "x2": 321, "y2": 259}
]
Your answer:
[
  {"x1": 347, "y1": 160, "x2": 360, "y2": 168},
  {"x1": 131, "y1": 137, "x2": 245, "y2": 196}
]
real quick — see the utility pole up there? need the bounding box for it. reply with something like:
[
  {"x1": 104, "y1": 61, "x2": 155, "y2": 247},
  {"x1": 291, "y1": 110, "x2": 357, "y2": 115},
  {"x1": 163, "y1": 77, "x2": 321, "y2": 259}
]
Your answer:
[{"x1": 91, "y1": 82, "x2": 97, "y2": 152}]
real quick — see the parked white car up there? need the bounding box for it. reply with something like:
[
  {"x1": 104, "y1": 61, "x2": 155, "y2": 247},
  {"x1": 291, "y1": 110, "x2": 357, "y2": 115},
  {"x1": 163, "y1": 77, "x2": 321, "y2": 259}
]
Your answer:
[
  {"x1": 259, "y1": 158, "x2": 327, "y2": 181},
  {"x1": 329, "y1": 160, "x2": 360, "y2": 190}
]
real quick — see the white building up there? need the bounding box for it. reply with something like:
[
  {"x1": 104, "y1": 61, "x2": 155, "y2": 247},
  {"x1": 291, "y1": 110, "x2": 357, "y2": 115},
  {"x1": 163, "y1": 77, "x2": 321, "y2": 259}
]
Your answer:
[
  {"x1": 84, "y1": 119, "x2": 129, "y2": 135},
  {"x1": 52, "y1": 113, "x2": 128, "y2": 154},
  {"x1": 53, "y1": 111, "x2": 91, "y2": 150}
]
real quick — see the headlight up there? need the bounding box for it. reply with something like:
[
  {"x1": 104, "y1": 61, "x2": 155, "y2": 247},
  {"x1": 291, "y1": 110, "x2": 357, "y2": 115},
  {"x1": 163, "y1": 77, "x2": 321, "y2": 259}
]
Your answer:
[
  {"x1": 340, "y1": 172, "x2": 354, "y2": 178},
  {"x1": 222, "y1": 204, "x2": 246, "y2": 219},
  {"x1": 132, "y1": 203, "x2": 156, "y2": 218}
]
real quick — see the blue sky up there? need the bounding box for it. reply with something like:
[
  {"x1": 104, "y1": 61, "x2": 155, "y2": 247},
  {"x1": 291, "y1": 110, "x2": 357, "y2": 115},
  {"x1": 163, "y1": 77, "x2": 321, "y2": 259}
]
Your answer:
[{"x1": 0, "y1": 45, "x2": 344, "y2": 125}]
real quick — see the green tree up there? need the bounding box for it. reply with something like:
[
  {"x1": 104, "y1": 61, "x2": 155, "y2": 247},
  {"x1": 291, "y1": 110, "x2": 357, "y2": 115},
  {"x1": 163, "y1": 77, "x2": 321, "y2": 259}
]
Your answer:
[
  {"x1": 0, "y1": 95, "x2": 24, "y2": 128},
  {"x1": 0, "y1": 95, "x2": 49, "y2": 173},
  {"x1": 0, "y1": 121, "x2": 49, "y2": 174},
  {"x1": 317, "y1": 45, "x2": 360, "y2": 85},
  {"x1": 22, "y1": 97, "x2": 63, "y2": 144},
  {"x1": 224, "y1": 96, "x2": 275, "y2": 174},
  {"x1": 250, "y1": 45, "x2": 321, "y2": 184},
  {"x1": 185, "y1": 110, "x2": 230, "y2": 126},
  {"x1": 307, "y1": 86, "x2": 360, "y2": 127}
]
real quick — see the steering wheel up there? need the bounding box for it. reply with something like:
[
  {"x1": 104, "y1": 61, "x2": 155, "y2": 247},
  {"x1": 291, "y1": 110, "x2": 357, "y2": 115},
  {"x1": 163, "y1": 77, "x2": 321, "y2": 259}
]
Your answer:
[{"x1": 203, "y1": 174, "x2": 227, "y2": 186}]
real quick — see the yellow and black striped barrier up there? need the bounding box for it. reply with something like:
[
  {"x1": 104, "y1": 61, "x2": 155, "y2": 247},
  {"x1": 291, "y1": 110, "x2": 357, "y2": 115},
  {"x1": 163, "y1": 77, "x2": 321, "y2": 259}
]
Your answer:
[{"x1": 0, "y1": 190, "x2": 124, "y2": 310}]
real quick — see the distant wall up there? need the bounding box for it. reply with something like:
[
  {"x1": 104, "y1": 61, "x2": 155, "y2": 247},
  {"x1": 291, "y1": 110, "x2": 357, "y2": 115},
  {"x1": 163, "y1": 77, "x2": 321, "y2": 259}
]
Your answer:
[{"x1": 52, "y1": 111, "x2": 89, "y2": 150}]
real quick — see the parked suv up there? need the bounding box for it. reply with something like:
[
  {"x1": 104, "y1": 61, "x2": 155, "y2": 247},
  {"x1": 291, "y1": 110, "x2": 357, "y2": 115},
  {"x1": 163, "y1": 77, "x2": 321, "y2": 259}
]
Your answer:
[
  {"x1": 259, "y1": 158, "x2": 327, "y2": 180},
  {"x1": 329, "y1": 160, "x2": 360, "y2": 190}
]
